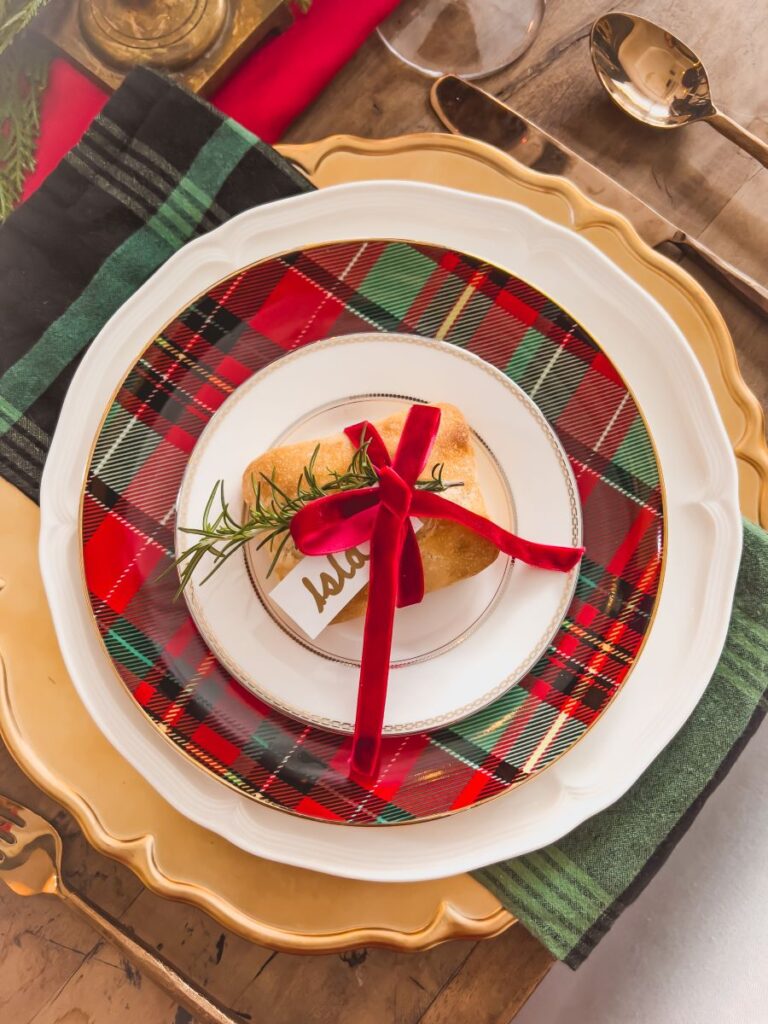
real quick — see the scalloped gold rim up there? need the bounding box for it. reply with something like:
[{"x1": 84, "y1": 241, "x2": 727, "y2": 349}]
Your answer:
[
  {"x1": 1, "y1": 129, "x2": 764, "y2": 955},
  {"x1": 0, "y1": 652, "x2": 511, "y2": 951},
  {"x1": 0, "y1": 475, "x2": 513, "y2": 950}
]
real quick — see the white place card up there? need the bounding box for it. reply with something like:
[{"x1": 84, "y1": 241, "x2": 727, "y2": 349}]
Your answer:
[{"x1": 269, "y1": 520, "x2": 422, "y2": 638}]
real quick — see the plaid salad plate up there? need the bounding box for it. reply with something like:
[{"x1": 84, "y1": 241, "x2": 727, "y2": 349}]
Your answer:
[{"x1": 80, "y1": 239, "x2": 663, "y2": 825}]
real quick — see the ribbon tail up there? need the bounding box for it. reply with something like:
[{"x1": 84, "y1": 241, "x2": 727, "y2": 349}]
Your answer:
[
  {"x1": 397, "y1": 522, "x2": 424, "y2": 608},
  {"x1": 391, "y1": 405, "x2": 441, "y2": 481},
  {"x1": 344, "y1": 421, "x2": 391, "y2": 468},
  {"x1": 410, "y1": 491, "x2": 585, "y2": 571},
  {"x1": 349, "y1": 505, "x2": 405, "y2": 783}
]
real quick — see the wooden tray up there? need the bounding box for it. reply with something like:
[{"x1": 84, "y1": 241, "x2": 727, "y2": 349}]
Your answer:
[{"x1": 0, "y1": 132, "x2": 764, "y2": 953}]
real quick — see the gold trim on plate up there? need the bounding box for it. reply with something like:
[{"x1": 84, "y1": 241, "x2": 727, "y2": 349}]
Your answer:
[
  {"x1": 76, "y1": 234, "x2": 658, "y2": 827},
  {"x1": 177, "y1": 334, "x2": 580, "y2": 736}
]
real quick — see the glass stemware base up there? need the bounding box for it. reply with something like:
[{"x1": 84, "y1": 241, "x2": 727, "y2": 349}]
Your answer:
[{"x1": 377, "y1": 0, "x2": 546, "y2": 79}]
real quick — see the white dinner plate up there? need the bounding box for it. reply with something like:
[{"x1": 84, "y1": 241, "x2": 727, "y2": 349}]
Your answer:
[
  {"x1": 39, "y1": 182, "x2": 741, "y2": 881},
  {"x1": 177, "y1": 333, "x2": 580, "y2": 734}
]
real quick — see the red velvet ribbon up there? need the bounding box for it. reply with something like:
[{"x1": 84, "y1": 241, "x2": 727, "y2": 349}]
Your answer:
[{"x1": 290, "y1": 405, "x2": 585, "y2": 782}]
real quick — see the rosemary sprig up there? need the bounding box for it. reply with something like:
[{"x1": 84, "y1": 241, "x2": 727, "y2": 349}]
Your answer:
[{"x1": 171, "y1": 436, "x2": 462, "y2": 597}]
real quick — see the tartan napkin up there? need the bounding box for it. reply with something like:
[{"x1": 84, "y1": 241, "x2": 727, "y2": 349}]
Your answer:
[
  {"x1": 0, "y1": 67, "x2": 310, "y2": 499},
  {"x1": 474, "y1": 518, "x2": 768, "y2": 966},
  {"x1": 1, "y1": 68, "x2": 765, "y2": 967}
]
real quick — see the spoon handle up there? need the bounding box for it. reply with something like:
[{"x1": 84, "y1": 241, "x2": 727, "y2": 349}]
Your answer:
[
  {"x1": 59, "y1": 883, "x2": 245, "y2": 1024},
  {"x1": 706, "y1": 111, "x2": 768, "y2": 168}
]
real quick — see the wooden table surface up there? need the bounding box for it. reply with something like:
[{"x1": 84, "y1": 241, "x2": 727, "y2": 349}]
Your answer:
[{"x1": 2, "y1": 1, "x2": 766, "y2": 1021}]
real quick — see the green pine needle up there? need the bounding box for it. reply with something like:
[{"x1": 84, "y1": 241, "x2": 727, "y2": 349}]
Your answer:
[
  {"x1": 172, "y1": 435, "x2": 462, "y2": 597},
  {"x1": 0, "y1": 3, "x2": 52, "y2": 221},
  {"x1": 0, "y1": 0, "x2": 49, "y2": 53}
]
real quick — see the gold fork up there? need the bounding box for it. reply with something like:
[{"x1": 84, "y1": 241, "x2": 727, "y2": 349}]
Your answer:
[{"x1": 0, "y1": 793, "x2": 246, "y2": 1023}]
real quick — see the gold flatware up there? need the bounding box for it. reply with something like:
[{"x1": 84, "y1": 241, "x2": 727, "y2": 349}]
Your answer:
[
  {"x1": 0, "y1": 794, "x2": 245, "y2": 1024},
  {"x1": 590, "y1": 12, "x2": 768, "y2": 168},
  {"x1": 430, "y1": 75, "x2": 768, "y2": 318}
]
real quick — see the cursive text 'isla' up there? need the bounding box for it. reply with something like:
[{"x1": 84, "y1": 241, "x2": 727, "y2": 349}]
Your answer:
[{"x1": 302, "y1": 547, "x2": 370, "y2": 614}]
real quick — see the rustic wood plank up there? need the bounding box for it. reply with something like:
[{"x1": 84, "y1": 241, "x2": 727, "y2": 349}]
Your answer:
[
  {"x1": 236, "y1": 944, "x2": 475, "y2": 1024},
  {"x1": 698, "y1": 168, "x2": 768, "y2": 285},
  {"x1": 29, "y1": 952, "x2": 179, "y2": 1024},
  {"x1": 118, "y1": 893, "x2": 275, "y2": 1005},
  {"x1": 417, "y1": 927, "x2": 553, "y2": 1024},
  {"x1": 0, "y1": 882, "x2": 98, "y2": 1024}
]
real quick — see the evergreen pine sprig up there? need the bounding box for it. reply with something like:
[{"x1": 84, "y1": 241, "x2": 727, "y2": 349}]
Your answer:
[
  {"x1": 172, "y1": 435, "x2": 461, "y2": 597},
  {"x1": 0, "y1": 4, "x2": 51, "y2": 220},
  {"x1": 0, "y1": 0, "x2": 49, "y2": 53}
]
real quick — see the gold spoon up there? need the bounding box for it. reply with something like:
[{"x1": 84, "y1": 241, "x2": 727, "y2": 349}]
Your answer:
[{"x1": 590, "y1": 12, "x2": 768, "y2": 168}]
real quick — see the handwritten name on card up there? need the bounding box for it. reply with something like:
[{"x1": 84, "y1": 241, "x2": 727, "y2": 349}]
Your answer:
[{"x1": 268, "y1": 520, "x2": 421, "y2": 638}]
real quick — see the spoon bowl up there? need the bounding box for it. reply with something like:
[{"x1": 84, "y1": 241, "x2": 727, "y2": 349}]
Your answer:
[
  {"x1": 589, "y1": 12, "x2": 768, "y2": 166},
  {"x1": 591, "y1": 12, "x2": 714, "y2": 128}
]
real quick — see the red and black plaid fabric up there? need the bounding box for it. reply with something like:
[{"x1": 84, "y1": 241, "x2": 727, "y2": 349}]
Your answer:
[{"x1": 82, "y1": 240, "x2": 663, "y2": 824}]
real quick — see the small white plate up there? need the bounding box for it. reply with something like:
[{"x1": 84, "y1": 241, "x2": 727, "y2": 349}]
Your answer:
[{"x1": 176, "y1": 333, "x2": 581, "y2": 734}]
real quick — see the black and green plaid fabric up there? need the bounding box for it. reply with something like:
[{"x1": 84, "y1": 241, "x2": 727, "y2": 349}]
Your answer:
[
  {"x1": 0, "y1": 66, "x2": 311, "y2": 500},
  {"x1": 1, "y1": 67, "x2": 765, "y2": 966}
]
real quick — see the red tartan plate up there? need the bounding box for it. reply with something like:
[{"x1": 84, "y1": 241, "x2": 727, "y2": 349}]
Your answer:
[{"x1": 82, "y1": 240, "x2": 664, "y2": 825}]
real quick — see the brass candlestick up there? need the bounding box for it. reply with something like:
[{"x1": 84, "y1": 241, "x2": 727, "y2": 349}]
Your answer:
[
  {"x1": 78, "y1": 0, "x2": 229, "y2": 71},
  {"x1": 37, "y1": 0, "x2": 292, "y2": 94}
]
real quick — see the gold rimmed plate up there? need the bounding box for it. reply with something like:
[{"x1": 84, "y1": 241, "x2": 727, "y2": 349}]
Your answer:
[
  {"x1": 72, "y1": 234, "x2": 663, "y2": 829},
  {"x1": 38, "y1": 173, "x2": 742, "y2": 880},
  {"x1": 176, "y1": 333, "x2": 581, "y2": 736}
]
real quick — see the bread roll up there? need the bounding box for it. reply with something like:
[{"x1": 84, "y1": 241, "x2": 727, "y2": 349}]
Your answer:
[{"x1": 242, "y1": 404, "x2": 498, "y2": 622}]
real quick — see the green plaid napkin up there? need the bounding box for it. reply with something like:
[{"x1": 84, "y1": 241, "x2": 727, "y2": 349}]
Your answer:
[
  {"x1": 0, "y1": 67, "x2": 310, "y2": 499},
  {"x1": 474, "y1": 518, "x2": 768, "y2": 966},
  {"x1": 1, "y1": 67, "x2": 765, "y2": 968}
]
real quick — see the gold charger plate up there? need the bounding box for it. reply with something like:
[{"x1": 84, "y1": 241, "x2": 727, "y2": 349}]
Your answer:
[{"x1": 1, "y1": 132, "x2": 765, "y2": 952}]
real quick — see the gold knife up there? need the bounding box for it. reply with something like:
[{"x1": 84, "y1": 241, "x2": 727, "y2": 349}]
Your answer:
[{"x1": 431, "y1": 75, "x2": 768, "y2": 318}]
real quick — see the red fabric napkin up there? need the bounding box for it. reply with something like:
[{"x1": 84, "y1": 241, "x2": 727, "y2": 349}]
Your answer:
[{"x1": 22, "y1": 0, "x2": 400, "y2": 202}]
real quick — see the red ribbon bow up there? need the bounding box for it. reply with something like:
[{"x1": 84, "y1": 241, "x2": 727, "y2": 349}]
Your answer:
[{"x1": 290, "y1": 405, "x2": 584, "y2": 782}]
